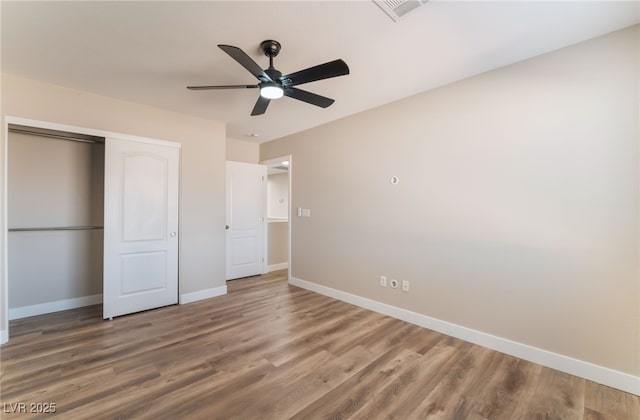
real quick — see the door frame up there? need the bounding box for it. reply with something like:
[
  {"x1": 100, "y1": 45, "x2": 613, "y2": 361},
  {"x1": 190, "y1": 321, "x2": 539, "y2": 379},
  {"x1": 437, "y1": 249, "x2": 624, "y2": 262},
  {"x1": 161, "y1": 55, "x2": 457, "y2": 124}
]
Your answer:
[
  {"x1": 260, "y1": 155, "x2": 292, "y2": 281},
  {"x1": 1, "y1": 116, "x2": 182, "y2": 343}
]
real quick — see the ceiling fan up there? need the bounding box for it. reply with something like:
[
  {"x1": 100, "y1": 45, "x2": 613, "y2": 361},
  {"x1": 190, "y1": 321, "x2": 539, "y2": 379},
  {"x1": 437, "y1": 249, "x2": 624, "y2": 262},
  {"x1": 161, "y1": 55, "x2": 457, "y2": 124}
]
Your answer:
[{"x1": 187, "y1": 40, "x2": 350, "y2": 116}]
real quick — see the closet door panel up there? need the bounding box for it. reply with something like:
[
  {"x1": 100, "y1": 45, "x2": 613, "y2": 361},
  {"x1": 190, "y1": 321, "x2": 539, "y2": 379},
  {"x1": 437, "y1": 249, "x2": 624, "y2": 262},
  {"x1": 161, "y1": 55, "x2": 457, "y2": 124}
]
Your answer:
[
  {"x1": 122, "y1": 154, "x2": 167, "y2": 241},
  {"x1": 120, "y1": 251, "x2": 167, "y2": 294},
  {"x1": 104, "y1": 138, "x2": 180, "y2": 319}
]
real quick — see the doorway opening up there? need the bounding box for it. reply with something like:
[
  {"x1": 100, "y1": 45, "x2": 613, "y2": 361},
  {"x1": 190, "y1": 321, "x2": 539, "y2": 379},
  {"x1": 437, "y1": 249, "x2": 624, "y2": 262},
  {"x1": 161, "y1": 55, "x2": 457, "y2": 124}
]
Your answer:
[{"x1": 262, "y1": 156, "x2": 291, "y2": 277}]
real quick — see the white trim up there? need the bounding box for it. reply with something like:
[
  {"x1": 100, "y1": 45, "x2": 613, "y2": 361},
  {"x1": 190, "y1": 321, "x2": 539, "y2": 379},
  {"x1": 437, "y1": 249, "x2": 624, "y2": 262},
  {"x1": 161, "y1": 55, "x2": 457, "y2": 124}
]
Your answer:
[
  {"x1": 289, "y1": 276, "x2": 640, "y2": 396},
  {"x1": 2, "y1": 118, "x2": 9, "y2": 343},
  {"x1": 9, "y1": 294, "x2": 103, "y2": 320},
  {"x1": 5, "y1": 117, "x2": 181, "y2": 149},
  {"x1": 180, "y1": 285, "x2": 227, "y2": 305},
  {"x1": 266, "y1": 262, "x2": 289, "y2": 272}
]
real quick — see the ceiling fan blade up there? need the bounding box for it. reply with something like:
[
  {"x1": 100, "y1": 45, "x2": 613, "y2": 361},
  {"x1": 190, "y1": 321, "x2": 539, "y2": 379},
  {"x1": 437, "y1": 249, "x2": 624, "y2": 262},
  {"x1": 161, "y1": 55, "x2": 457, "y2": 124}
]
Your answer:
[
  {"x1": 251, "y1": 96, "x2": 271, "y2": 116},
  {"x1": 284, "y1": 87, "x2": 335, "y2": 108},
  {"x1": 218, "y1": 44, "x2": 272, "y2": 82},
  {"x1": 187, "y1": 84, "x2": 259, "y2": 90},
  {"x1": 282, "y1": 59, "x2": 349, "y2": 87}
]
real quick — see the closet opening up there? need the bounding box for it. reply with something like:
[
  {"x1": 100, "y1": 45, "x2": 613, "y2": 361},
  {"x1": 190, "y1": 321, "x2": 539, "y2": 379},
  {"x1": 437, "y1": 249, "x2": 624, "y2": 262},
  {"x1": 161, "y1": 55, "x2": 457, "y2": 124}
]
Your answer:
[
  {"x1": 7, "y1": 123, "x2": 105, "y2": 321},
  {"x1": 3, "y1": 117, "x2": 182, "y2": 342}
]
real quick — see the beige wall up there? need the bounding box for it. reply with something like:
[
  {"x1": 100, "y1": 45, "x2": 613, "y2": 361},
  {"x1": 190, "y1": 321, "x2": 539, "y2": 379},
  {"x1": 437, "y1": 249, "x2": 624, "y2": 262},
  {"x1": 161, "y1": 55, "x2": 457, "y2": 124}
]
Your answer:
[
  {"x1": 1, "y1": 74, "x2": 227, "y2": 333},
  {"x1": 226, "y1": 137, "x2": 259, "y2": 164},
  {"x1": 267, "y1": 172, "x2": 289, "y2": 267},
  {"x1": 267, "y1": 172, "x2": 289, "y2": 218},
  {"x1": 267, "y1": 221, "x2": 288, "y2": 266},
  {"x1": 262, "y1": 26, "x2": 639, "y2": 375}
]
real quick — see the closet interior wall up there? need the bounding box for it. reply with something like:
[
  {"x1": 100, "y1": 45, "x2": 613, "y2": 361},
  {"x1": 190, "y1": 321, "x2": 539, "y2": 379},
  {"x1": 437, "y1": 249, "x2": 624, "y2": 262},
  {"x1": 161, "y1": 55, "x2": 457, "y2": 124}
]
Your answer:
[{"x1": 7, "y1": 125, "x2": 105, "y2": 319}]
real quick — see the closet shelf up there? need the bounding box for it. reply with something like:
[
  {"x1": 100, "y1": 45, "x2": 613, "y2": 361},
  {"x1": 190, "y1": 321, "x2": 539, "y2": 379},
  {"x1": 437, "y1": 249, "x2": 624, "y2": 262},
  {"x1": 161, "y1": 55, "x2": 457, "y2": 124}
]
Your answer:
[{"x1": 9, "y1": 226, "x2": 104, "y2": 232}]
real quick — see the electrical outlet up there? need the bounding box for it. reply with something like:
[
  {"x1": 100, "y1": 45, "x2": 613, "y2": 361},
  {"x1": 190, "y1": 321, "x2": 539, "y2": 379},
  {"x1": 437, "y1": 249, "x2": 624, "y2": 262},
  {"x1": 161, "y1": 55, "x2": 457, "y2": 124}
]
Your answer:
[
  {"x1": 401, "y1": 280, "x2": 409, "y2": 292},
  {"x1": 379, "y1": 276, "x2": 387, "y2": 287},
  {"x1": 390, "y1": 279, "x2": 398, "y2": 289}
]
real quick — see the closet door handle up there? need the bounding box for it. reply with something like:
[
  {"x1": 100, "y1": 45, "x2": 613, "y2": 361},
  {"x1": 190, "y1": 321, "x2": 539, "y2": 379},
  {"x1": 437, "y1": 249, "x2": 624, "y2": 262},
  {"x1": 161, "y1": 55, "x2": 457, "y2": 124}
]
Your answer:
[{"x1": 170, "y1": 232, "x2": 177, "y2": 238}]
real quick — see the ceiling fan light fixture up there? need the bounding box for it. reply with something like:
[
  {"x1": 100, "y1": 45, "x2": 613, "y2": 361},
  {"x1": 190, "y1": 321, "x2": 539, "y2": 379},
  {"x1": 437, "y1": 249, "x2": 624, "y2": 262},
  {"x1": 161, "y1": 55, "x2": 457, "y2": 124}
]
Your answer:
[
  {"x1": 260, "y1": 84, "x2": 284, "y2": 99},
  {"x1": 188, "y1": 41, "x2": 349, "y2": 115}
]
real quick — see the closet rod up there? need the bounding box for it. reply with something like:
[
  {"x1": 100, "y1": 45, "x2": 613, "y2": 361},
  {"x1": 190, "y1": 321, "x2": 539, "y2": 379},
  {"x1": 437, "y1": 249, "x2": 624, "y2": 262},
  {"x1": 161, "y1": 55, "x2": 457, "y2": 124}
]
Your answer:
[
  {"x1": 9, "y1": 226, "x2": 104, "y2": 232},
  {"x1": 8, "y1": 128, "x2": 102, "y2": 144}
]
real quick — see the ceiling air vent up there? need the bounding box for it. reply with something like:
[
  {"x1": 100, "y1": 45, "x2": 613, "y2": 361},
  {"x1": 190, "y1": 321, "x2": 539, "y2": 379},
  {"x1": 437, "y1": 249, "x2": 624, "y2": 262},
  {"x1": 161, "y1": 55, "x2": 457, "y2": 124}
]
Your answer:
[{"x1": 373, "y1": 0, "x2": 429, "y2": 22}]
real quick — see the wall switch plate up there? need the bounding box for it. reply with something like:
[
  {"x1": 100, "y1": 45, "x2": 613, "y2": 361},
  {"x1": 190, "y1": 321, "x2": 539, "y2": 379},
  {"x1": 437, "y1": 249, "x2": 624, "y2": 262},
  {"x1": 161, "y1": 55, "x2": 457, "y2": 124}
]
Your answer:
[
  {"x1": 301, "y1": 208, "x2": 311, "y2": 217},
  {"x1": 297, "y1": 207, "x2": 303, "y2": 217},
  {"x1": 401, "y1": 280, "x2": 409, "y2": 292},
  {"x1": 379, "y1": 276, "x2": 387, "y2": 287}
]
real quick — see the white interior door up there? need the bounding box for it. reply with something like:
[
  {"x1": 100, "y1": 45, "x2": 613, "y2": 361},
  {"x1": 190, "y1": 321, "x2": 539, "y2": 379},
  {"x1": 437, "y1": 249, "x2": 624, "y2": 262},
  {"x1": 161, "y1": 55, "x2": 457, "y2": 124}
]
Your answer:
[
  {"x1": 226, "y1": 161, "x2": 266, "y2": 280},
  {"x1": 103, "y1": 137, "x2": 180, "y2": 319}
]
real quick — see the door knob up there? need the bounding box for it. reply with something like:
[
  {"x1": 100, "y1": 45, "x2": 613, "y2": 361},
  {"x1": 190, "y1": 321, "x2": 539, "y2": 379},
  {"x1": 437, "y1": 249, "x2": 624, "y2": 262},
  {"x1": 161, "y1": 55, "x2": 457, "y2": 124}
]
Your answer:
[
  {"x1": 225, "y1": 225, "x2": 229, "y2": 230},
  {"x1": 170, "y1": 232, "x2": 177, "y2": 238}
]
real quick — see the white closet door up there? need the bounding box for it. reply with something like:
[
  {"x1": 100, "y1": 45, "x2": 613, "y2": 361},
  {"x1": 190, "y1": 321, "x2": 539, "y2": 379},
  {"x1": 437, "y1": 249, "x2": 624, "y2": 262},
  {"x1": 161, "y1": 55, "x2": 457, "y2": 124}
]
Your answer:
[
  {"x1": 103, "y1": 137, "x2": 180, "y2": 319},
  {"x1": 226, "y1": 161, "x2": 266, "y2": 280}
]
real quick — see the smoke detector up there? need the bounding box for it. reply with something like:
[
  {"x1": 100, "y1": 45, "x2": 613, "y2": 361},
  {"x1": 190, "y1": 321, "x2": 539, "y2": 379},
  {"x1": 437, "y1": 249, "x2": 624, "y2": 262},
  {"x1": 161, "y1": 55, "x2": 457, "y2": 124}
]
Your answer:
[{"x1": 373, "y1": 0, "x2": 429, "y2": 22}]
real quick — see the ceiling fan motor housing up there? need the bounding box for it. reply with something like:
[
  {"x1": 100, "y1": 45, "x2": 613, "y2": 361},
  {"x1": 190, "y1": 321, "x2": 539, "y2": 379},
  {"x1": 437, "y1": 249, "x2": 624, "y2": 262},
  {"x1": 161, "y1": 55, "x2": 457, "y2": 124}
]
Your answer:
[
  {"x1": 265, "y1": 68, "x2": 283, "y2": 82},
  {"x1": 260, "y1": 40, "x2": 285, "y2": 86},
  {"x1": 260, "y1": 40, "x2": 281, "y2": 58}
]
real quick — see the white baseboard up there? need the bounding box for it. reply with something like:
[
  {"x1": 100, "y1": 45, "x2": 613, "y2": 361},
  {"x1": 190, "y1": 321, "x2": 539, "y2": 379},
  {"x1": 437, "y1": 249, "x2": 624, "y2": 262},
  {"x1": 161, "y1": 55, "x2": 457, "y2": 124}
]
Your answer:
[
  {"x1": 0, "y1": 329, "x2": 7, "y2": 345},
  {"x1": 180, "y1": 285, "x2": 227, "y2": 305},
  {"x1": 7, "y1": 286, "x2": 230, "y2": 320},
  {"x1": 290, "y1": 276, "x2": 640, "y2": 396},
  {"x1": 266, "y1": 262, "x2": 289, "y2": 273},
  {"x1": 9, "y1": 294, "x2": 103, "y2": 321}
]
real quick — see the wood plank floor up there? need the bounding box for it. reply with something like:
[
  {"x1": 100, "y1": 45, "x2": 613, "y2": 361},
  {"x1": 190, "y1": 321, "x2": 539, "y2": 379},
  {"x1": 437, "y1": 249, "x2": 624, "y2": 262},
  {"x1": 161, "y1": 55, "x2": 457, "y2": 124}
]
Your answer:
[{"x1": 1, "y1": 270, "x2": 638, "y2": 419}]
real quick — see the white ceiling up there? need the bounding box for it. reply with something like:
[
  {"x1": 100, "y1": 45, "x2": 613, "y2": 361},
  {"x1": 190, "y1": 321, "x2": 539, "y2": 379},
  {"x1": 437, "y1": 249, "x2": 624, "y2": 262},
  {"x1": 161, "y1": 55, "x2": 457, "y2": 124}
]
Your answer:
[{"x1": 2, "y1": 1, "x2": 638, "y2": 143}]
